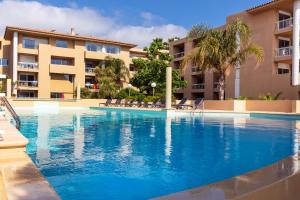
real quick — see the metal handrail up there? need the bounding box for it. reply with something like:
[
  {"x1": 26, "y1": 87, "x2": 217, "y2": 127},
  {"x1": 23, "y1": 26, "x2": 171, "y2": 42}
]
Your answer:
[
  {"x1": 174, "y1": 52, "x2": 184, "y2": 58},
  {"x1": 18, "y1": 62, "x2": 38, "y2": 69},
  {"x1": 18, "y1": 80, "x2": 38, "y2": 87},
  {"x1": 85, "y1": 67, "x2": 95, "y2": 73},
  {"x1": 0, "y1": 97, "x2": 21, "y2": 129},
  {"x1": 276, "y1": 46, "x2": 293, "y2": 57},
  {"x1": 276, "y1": 18, "x2": 293, "y2": 30},
  {"x1": 192, "y1": 83, "x2": 205, "y2": 89}
]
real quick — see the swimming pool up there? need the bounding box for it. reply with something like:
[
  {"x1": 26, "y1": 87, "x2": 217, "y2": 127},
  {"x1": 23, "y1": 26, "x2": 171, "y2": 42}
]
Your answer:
[{"x1": 18, "y1": 108, "x2": 300, "y2": 200}]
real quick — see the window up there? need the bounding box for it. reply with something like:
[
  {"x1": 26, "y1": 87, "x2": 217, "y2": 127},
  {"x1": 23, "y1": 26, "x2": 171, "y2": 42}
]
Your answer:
[
  {"x1": 86, "y1": 43, "x2": 102, "y2": 52},
  {"x1": 18, "y1": 91, "x2": 36, "y2": 98},
  {"x1": 51, "y1": 92, "x2": 63, "y2": 99},
  {"x1": 56, "y1": 40, "x2": 68, "y2": 48},
  {"x1": 277, "y1": 63, "x2": 290, "y2": 75},
  {"x1": 19, "y1": 74, "x2": 35, "y2": 81},
  {"x1": 106, "y1": 46, "x2": 120, "y2": 54},
  {"x1": 278, "y1": 68, "x2": 289, "y2": 74},
  {"x1": 23, "y1": 39, "x2": 37, "y2": 49},
  {"x1": 278, "y1": 39, "x2": 290, "y2": 48},
  {"x1": 0, "y1": 59, "x2": 8, "y2": 67},
  {"x1": 64, "y1": 75, "x2": 74, "y2": 83},
  {"x1": 51, "y1": 57, "x2": 73, "y2": 65}
]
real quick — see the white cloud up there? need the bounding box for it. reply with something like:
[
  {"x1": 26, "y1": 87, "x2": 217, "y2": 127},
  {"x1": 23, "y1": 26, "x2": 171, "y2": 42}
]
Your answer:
[
  {"x1": 140, "y1": 12, "x2": 155, "y2": 21},
  {"x1": 0, "y1": 0, "x2": 187, "y2": 47}
]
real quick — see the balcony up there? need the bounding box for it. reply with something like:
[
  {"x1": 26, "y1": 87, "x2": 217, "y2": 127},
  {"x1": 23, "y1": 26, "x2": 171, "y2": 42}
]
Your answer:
[
  {"x1": 17, "y1": 62, "x2": 38, "y2": 72},
  {"x1": 275, "y1": 18, "x2": 293, "y2": 35},
  {"x1": 85, "y1": 67, "x2": 96, "y2": 75},
  {"x1": 213, "y1": 82, "x2": 219, "y2": 89},
  {"x1": 275, "y1": 46, "x2": 292, "y2": 62},
  {"x1": 192, "y1": 67, "x2": 202, "y2": 74},
  {"x1": 174, "y1": 52, "x2": 184, "y2": 59},
  {"x1": 17, "y1": 80, "x2": 38, "y2": 90},
  {"x1": 192, "y1": 83, "x2": 205, "y2": 90}
]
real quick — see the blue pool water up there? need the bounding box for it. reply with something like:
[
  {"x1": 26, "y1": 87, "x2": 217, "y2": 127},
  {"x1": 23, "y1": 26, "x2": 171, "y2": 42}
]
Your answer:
[{"x1": 18, "y1": 108, "x2": 299, "y2": 200}]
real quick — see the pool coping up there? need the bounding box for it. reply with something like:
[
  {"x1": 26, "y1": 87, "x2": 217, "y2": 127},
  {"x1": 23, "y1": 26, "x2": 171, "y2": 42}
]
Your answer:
[
  {"x1": 0, "y1": 116, "x2": 60, "y2": 200},
  {"x1": 153, "y1": 152, "x2": 300, "y2": 200},
  {"x1": 9, "y1": 107, "x2": 300, "y2": 200}
]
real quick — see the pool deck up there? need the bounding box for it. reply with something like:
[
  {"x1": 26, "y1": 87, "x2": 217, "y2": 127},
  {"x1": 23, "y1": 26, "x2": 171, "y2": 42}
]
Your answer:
[
  {"x1": 0, "y1": 116, "x2": 60, "y2": 200},
  {"x1": 154, "y1": 152, "x2": 300, "y2": 200}
]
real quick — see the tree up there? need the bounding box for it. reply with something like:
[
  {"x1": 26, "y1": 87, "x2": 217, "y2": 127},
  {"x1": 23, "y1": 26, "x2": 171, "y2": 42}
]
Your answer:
[
  {"x1": 184, "y1": 20, "x2": 263, "y2": 100},
  {"x1": 94, "y1": 56, "x2": 129, "y2": 98},
  {"x1": 104, "y1": 56, "x2": 129, "y2": 87},
  {"x1": 131, "y1": 38, "x2": 187, "y2": 96}
]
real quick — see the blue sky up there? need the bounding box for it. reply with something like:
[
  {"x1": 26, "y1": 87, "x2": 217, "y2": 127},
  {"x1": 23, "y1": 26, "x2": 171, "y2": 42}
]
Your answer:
[
  {"x1": 0, "y1": 0, "x2": 269, "y2": 47},
  {"x1": 34, "y1": 0, "x2": 268, "y2": 28}
]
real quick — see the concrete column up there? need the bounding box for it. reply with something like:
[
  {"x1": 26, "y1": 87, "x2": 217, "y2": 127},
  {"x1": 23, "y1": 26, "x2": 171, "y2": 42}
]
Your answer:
[
  {"x1": 235, "y1": 33, "x2": 241, "y2": 98},
  {"x1": 292, "y1": 0, "x2": 300, "y2": 86},
  {"x1": 165, "y1": 66, "x2": 172, "y2": 109},
  {"x1": 77, "y1": 83, "x2": 81, "y2": 100},
  {"x1": 6, "y1": 79, "x2": 11, "y2": 98},
  {"x1": 12, "y1": 32, "x2": 18, "y2": 95}
]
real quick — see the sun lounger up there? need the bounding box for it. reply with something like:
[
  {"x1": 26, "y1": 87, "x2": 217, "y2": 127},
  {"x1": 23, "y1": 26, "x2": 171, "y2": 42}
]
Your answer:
[
  {"x1": 111, "y1": 99, "x2": 123, "y2": 107},
  {"x1": 99, "y1": 99, "x2": 112, "y2": 107},
  {"x1": 194, "y1": 98, "x2": 204, "y2": 109},
  {"x1": 172, "y1": 98, "x2": 193, "y2": 109}
]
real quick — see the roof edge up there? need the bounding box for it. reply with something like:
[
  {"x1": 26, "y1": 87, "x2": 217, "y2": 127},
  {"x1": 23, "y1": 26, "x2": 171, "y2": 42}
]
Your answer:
[{"x1": 4, "y1": 26, "x2": 137, "y2": 48}]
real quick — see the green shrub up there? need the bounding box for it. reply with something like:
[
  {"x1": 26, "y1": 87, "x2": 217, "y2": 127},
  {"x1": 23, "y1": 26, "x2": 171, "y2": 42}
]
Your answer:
[
  {"x1": 116, "y1": 88, "x2": 140, "y2": 99},
  {"x1": 135, "y1": 93, "x2": 145, "y2": 101},
  {"x1": 144, "y1": 96, "x2": 160, "y2": 103},
  {"x1": 258, "y1": 92, "x2": 282, "y2": 101},
  {"x1": 81, "y1": 88, "x2": 91, "y2": 99},
  {"x1": 236, "y1": 96, "x2": 248, "y2": 100}
]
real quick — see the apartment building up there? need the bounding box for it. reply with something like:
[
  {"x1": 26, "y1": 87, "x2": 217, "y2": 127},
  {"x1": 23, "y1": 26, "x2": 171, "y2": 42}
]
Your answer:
[
  {"x1": 170, "y1": 0, "x2": 300, "y2": 100},
  {"x1": 0, "y1": 26, "x2": 143, "y2": 99}
]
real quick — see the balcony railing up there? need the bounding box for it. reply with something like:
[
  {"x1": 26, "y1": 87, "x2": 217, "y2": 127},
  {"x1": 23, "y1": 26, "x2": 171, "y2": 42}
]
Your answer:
[
  {"x1": 174, "y1": 52, "x2": 184, "y2": 59},
  {"x1": 276, "y1": 18, "x2": 293, "y2": 31},
  {"x1": 213, "y1": 82, "x2": 219, "y2": 89},
  {"x1": 85, "y1": 67, "x2": 96, "y2": 73},
  {"x1": 192, "y1": 83, "x2": 205, "y2": 89},
  {"x1": 192, "y1": 67, "x2": 201, "y2": 73},
  {"x1": 18, "y1": 62, "x2": 38, "y2": 69},
  {"x1": 18, "y1": 80, "x2": 38, "y2": 87},
  {"x1": 276, "y1": 46, "x2": 293, "y2": 57}
]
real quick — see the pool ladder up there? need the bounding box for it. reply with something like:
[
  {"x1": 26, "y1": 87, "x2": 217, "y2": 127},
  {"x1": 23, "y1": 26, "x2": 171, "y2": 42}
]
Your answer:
[{"x1": 0, "y1": 97, "x2": 21, "y2": 130}]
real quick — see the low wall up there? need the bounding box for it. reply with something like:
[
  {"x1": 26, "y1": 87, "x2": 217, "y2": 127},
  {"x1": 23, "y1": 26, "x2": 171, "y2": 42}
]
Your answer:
[
  {"x1": 246, "y1": 100, "x2": 294, "y2": 113},
  {"x1": 203, "y1": 100, "x2": 234, "y2": 111}
]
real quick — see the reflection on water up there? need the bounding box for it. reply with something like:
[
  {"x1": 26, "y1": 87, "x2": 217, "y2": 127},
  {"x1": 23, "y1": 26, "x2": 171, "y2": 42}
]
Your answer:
[{"x1": 19, "y1": 109, "x2": 300, "y2": 200}]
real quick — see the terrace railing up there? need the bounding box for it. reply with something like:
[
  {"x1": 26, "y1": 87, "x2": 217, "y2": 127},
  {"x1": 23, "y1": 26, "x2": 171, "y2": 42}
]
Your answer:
[
  {"x1": 276, "y1": 18, "x2": 293, "y2": 31},
  {"x1": 192, "y1": 83, "x2": 205, "y2": 89},
  {"x1": 85, "y1": 67, "x2": 96, "y2": 73},
  {"x1": 18, "y1": 80, "x2": 38, "y2": 87},
  {"x1": 18, "y1": 62, "x2": 38, "y2": 69},
  {"x1": 174, "y1": 52, "x2": 184, "y2": 59},
  {"x1": 276, "y1": 46, "x2": 293, "y2": 57},
  {"x1": 213, "y1": 82, "x2": 219, "y2": 89},
  {"x1": 192, "y1": 67, "x2": 202, "y2": 73}
]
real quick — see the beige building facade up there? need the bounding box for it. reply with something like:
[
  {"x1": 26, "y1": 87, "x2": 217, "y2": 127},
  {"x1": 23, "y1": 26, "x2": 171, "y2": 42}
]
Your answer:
[
  {"x1": 0, "y1": 26, "x2": 142, "y2": 99},
  {"x1": 170, "y1": 0, "x2": 300, "y2": 100}
]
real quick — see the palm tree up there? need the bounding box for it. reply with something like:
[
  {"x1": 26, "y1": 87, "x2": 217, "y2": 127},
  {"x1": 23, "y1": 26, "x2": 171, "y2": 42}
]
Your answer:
[
  {"x1": 104, "y1": 56, "x2": 130, "y2": 87},
  {"x1": 184, "y1": 20, "x2": 263, "y2": 100},
  {"x1": 94, "y1": 57, "x2": 129, "y2": 98}
]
